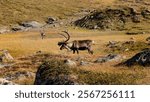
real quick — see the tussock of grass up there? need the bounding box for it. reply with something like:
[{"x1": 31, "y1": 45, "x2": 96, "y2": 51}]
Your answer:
[
  {"x1": 106, "y1": 41, "x2": 149, "y2": 54},
  {"x1": 77, "y1": 69, "x2": 145, "y2": 85},
  {"x1": 39, "y1": 59, "x2": 72, "y2": 77},
  {"x1": 34, "y1": 59, "x2": 76, "y2": 85},
  {"x1": 35, "y1": 58, "x2": 146, "y2": 85}
]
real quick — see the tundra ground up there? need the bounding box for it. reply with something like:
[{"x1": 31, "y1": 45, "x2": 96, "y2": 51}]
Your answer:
[{"x1": 0, "y1": 28, "x2": 150, "y2": 84}]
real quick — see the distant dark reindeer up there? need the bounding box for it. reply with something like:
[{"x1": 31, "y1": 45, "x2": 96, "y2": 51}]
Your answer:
[
  {"x1": 58, "y1": 31, "x2": 94, "y2": 54},
  {"x1": 40, "y1": 30, "x2": 46, "y2": 39}
]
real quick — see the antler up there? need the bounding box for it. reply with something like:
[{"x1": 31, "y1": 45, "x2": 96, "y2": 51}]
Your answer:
[
  {"x1": 62, "y1": 31, "x2": 70, "y2": 42},
  {"x1": 58, "y1": 33, "x2": 68, "y2": 39}
]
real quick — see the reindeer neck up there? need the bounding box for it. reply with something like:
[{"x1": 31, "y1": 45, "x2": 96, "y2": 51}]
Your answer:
[{"x1": 66, "y1": 42, "x2": 73, "y2": 48}]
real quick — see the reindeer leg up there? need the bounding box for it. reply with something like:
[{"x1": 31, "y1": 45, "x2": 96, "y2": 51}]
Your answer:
[
  {"x1": 77, "y1": 49, "x2": 79, "y2": 54},
  {"x1": 88, "y1": 47, "x2": 93, "y2": 54},
  {"x1": 90, "y1": 49, "x2": 94, "y2": 54},
  {"x1": 73, "y1": 50, "x2": 75, "y2": 54}
]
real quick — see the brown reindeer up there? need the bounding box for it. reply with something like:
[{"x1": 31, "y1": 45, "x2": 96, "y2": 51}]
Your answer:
[{"x1": 58, "y1": 31, "x2": 94, "y2": 54}]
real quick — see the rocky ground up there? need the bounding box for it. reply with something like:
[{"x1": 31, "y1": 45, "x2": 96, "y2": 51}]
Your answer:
[
  {"x1": 0, "y1": 0, "x2": 150, "y2": 85},
  {"x1": 0, "y1": 45, "x2": 150, "y2": 85},
  {"x1": 75, "y1": 7, "x2": 150, "y2": 31}
]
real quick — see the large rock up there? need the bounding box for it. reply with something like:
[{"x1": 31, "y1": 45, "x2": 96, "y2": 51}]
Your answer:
[
  {"x1": 74, "y1": 8, "x2": 125, "y2": 30},
  {"x1": 11, "y1": 25, "x2": 27, "y2": 31},
  {"x1": 11, "y1": 21, "x2": 43, "y2": 32},
  {"x1": 0, "y1": 27, "x2": 10, "y2": 34},
  {"x1": 64, "y1": 59, "x2": 77, "y2": 67},
  {"x1": 95, "y1": 54, "x2": 123, "y2": 63},
  {"x1": 74, "y1": 7, "x2": 145, "y2": 30},
  {"x1": 19, "y1": 21, "x2": 42, "y2": 28},
  {"x1": 34, "y1": 60, "x2": 79, "y2": 85},
  {"x1": 46, "y1": 16, "x2": 56, "y2": 24},
  {"x1": 122, "y1": 49, "x2": 150, "y2": 67}
]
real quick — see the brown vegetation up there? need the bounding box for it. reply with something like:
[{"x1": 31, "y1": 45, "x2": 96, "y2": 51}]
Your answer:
[{"x1": 0, "y1": 0, "x2": 150, "y2": 85}]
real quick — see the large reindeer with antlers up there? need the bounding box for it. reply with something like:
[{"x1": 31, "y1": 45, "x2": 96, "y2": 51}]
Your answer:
[{"x1": 58, "y1": 31, "x2": 94, "y2": 54}]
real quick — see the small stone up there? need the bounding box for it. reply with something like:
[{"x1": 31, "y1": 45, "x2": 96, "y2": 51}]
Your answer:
[
  {"x1": 0, "y1": 27, "x2": 10, "y2": 34},
  {"x1": 46, "y1": 16, "x2": 56, "y2": 24},
  {"x1": 64, "y1": 59, "x2": 77, "y2": 67},
  {"x1": 0, "y1": 78, "x2": 16, "y2": 85},
  {"x1": 80, "y1": 61, "x2": 89, "y2": 66},
  {"x1": 95, "y1": 54, "x2": 123, "y2": 63}
]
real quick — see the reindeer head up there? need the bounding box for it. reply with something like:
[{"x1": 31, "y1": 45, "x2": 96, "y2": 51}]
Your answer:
[{"x1": 58, "y1": 31, "x2": 71, "y2": 51}]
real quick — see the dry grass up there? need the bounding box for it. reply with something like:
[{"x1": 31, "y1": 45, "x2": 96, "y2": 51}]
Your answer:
[
  {"x1": 35, "y1": 58, "x2": 148, "y2": 85},
  {"x1": 0, "y1": 28, "x2": 150, "y2": 84},
  {"x1": 0, "y1": 0, "x2": 115, "y2": 26},
  {"x1": 2, "y1": 0, "x2": 149, "y2": 26},
  {"x1": 0, "y1": 28, "x2": 149, "y2": 57},
  {"x1": 0, "y1": 0, "x2": 150, "y2": 85}
]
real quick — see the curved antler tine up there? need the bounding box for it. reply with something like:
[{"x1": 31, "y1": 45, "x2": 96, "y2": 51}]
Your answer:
[
  {"x1": 62, "y1": 30, "x2": 70, "y2": 42},
  {"x1": 58, "y1": 33, "x2": 67, "y2": 39}
]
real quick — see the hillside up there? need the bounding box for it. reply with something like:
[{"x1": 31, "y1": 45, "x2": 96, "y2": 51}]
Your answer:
[
  {"x1": 0, "y1": 0, "x2": 112, "y2": 26},
  {"x1": 75, "y1": 7, "x2": 150, "y2": 32},
  {"x1": 0, "y1": 29, "x2": 150, "y2": 85},
  {"x1": 75, "y1": 0, "x2": 150, "y2": 31},
  {"x1": 0, "y1": 0, "x2": 150, "y2": 85},
  {"x1": 0, "y1": 0, "x2": 149, "y2": 30}
]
